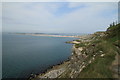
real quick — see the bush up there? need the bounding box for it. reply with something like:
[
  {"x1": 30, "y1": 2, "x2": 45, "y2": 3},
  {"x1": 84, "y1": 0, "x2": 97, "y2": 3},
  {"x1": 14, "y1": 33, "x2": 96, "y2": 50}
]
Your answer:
[{"x1": 75, "y1": 43, "x2": 85, "y2": 48}]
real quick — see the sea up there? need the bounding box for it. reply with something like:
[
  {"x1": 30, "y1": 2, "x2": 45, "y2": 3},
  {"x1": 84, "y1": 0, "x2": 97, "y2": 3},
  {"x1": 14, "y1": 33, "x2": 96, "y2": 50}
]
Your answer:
[{"x1": 2, "y1": 33, "x2": 77, "y2": 78}]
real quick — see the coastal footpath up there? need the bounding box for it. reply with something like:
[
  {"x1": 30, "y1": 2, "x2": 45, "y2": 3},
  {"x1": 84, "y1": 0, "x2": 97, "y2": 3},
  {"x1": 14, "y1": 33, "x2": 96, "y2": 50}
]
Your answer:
[{"x1": 30, "y1": 23, "x2": 120, "y2": 79}]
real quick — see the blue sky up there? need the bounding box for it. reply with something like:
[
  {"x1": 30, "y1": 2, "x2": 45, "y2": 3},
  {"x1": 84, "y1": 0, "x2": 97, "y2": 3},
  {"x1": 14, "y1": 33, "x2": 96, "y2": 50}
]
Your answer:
[{"x1": 2, "y1": 2, "x2": 118, "y2": 33}]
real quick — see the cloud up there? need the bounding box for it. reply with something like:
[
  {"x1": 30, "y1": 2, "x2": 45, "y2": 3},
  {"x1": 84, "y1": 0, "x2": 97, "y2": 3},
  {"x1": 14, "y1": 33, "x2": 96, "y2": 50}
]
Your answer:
[{"x1": 2, "y1": 2, "x2": 118, "y2": 33}]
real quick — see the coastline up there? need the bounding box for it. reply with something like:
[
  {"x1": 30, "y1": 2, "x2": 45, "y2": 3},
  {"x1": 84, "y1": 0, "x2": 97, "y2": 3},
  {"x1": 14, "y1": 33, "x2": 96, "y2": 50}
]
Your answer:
[
  {"x1": 15, "y1": 33, "x2": 87, "y2": 38},
  {"x1": 29, "y1": 34, "x2": 92, "y2": 79},
  {"x1": 29, "y1": 24, "x2": 120, "y2": 79}
]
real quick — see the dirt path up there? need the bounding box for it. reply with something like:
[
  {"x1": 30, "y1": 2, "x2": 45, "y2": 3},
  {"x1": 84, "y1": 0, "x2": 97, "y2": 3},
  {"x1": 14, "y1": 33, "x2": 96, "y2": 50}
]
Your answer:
[{"x1": 111, "y1": 52, "x2": 120, "y2": 78}]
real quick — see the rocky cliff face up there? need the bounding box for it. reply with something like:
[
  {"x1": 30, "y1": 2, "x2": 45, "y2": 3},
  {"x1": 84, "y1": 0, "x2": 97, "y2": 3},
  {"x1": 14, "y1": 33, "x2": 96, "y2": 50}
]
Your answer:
[
  {"x1": 58, "y1": 33, "x2": 107, "y2": 78},
  {"x1": 30, "y1": 23, "x2": 120, "y2": 79},
  {"x1": 29, "y1": 35, "x2": 93, "y2": 79},
  {"x1": 31, "y1": 33, "x2": 106, "y2": 79}
]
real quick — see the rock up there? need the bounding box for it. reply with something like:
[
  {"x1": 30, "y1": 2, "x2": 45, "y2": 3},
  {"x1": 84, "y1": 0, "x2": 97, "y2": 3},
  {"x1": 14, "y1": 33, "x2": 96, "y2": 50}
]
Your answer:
[
  {"x1": 101, "y1": 54, "x2": 105, "y2": 57},
  {"x1": 99, "y1": 51, "x2": 103, "y2": 53}
]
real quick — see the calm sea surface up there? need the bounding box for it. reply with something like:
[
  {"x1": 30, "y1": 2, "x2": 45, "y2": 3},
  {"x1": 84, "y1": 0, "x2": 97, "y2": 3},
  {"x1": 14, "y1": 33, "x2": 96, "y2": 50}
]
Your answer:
[{"x1": 2, "y1": 33, "x2": 76, "y2": 78}]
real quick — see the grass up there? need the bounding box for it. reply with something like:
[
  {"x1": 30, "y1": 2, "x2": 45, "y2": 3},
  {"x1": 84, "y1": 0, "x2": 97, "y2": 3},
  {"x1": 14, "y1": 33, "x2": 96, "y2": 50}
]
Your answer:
[
  {"x1": 78, "y1": 40, "x2": 116, "y2": 78},
  {"x1": 75, "y1": 42, "x2": 85, "y2": 48},
  {"x1": 78, "y1": 24, "x2": 120, "y2": 78},
  {"x1": 64, "y1": 23, "x2": 120, "y2": 78},
  {"x1": 31, "y1": 23, "x2": 120, "y2": 79},
  {"x1": 65, "y1": 24, "x2": 120, "y2": 78}
]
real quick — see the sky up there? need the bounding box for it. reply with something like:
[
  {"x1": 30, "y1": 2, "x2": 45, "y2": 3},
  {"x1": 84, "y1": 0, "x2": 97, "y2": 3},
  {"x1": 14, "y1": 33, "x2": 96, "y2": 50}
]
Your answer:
[{"x1": 2, "y1": 2, "x2": 118, "y2": 33}]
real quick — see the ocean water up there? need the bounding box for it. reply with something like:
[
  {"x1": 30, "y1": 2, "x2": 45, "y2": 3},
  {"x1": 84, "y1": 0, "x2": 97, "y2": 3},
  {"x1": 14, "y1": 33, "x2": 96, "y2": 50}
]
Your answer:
[{"x1": 2, "y1": 33, "x2": 76, "y2": 78}]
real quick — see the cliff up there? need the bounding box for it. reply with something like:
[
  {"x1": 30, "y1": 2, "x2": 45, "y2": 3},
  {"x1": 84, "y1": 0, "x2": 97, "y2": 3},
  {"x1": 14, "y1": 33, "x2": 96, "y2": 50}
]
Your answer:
[{"x1": 30, "y1": 23, "x2": 120, "y2": 79}]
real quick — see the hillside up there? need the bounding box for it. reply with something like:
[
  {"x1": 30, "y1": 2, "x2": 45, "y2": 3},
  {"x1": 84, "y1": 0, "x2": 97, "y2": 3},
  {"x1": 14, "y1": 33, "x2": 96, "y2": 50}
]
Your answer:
[{"x1": 30, "y1": 23, "x2": 120, "y2": 79}]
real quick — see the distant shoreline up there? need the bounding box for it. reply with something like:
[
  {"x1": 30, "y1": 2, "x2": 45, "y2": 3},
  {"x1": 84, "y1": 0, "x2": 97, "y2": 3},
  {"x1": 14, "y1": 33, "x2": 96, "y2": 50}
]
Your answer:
[{"x1": 15, "y1": 33, "x2": 81, "y2": 38}]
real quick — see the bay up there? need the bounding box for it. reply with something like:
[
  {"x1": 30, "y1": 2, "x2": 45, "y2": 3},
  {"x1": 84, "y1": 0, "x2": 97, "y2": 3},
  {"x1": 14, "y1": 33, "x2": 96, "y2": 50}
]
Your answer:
[{"x1": 2, "y1": 33, "x2": 76, "y2": 78}]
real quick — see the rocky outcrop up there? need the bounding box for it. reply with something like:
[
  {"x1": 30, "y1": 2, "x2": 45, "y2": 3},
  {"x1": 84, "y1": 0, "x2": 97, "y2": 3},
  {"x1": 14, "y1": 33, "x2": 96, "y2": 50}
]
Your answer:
[
  {"x1": 30, "y1": 23, "x2": 120, "y2": 79},
  {"x1": 30, "y1": 34, "x2": 100, "y2": 79}
]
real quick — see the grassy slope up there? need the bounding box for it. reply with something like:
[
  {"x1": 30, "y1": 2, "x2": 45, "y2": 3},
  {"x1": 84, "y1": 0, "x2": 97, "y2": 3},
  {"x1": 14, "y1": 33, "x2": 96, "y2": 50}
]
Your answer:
[
  {"x1": 78, "y1": 23, "x2": 120, "y2": 78},
  {"x1": 31, "y1": 23, "x2": 120, "y2": 79},
  {"x1": 78, "y1": 40, "x2": 116, "y2": 78}
]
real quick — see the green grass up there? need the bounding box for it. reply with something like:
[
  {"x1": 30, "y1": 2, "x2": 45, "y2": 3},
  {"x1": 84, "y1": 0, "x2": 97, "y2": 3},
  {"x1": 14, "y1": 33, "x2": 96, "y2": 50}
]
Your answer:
[
  {"x1": 105, "y1": 23, "x2": 120, "y2": 41},
  {"x1": 75, "y1": 43, "x2": 85, "y2": 48},
  {"x1": 73, "y1": 23, "x2": 120, "y2": 78},
  {"x1": 78, "y1": 40, "x2": 116, "y2": 78},
  {"x1": 78, "y1": 24, "x2": 120, "y2": 78},
  {"x1": 75, "y1": 40, "x2": 81, "y2": 42}
]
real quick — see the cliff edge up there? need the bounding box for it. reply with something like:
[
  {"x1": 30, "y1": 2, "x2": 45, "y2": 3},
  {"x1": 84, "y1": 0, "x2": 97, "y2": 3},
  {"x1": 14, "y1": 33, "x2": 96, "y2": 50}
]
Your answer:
[{"x1": 30, "y1": 23, "x2": 120, "y2": 79}]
